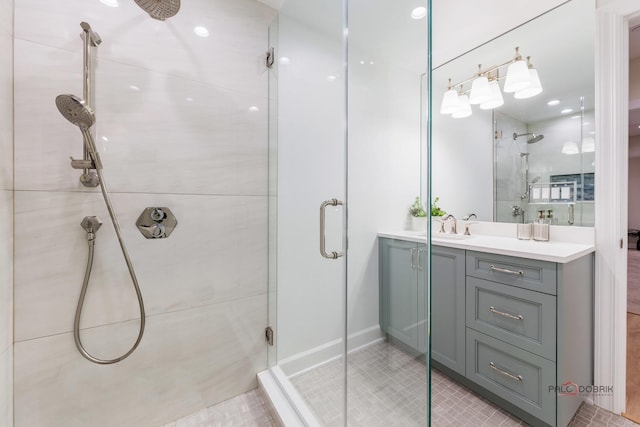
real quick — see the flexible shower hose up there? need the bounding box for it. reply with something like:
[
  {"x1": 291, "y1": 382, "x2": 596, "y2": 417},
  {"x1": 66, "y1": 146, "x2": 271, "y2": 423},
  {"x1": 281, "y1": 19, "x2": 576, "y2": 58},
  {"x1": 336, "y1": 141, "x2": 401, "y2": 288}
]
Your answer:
[{"x1": 74, "y1": 167, "x2": 145, "y2": 364}]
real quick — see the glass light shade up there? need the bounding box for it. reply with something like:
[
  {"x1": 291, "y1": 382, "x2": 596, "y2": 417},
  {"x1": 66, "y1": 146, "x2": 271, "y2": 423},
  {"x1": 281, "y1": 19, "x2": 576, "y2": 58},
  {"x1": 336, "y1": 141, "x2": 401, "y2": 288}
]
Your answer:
[
  {"x1": 479, "y1": 81, "x2": 504, "y2": 110},
  {"x1": 503, "y1": 60, "x2": 531, "y2": 93},
  {"x1": 514, "y1": 69, "x2": 543, "y2": 99},
  {"x1": 561, "y1": 141, "x2": 579, "y2": 155},
  {"x1": 469, "y1": 76, "x2": 492, "y2": 105},
  {"x1": 451, "y1": 94, "x2": 472, "y2": 118},
  {"x1": 582, "y1": 137, "x2": 595, "y2": 153},
  {"x1": 440, "y1": 89, "x2": 461, "y2": 114}
]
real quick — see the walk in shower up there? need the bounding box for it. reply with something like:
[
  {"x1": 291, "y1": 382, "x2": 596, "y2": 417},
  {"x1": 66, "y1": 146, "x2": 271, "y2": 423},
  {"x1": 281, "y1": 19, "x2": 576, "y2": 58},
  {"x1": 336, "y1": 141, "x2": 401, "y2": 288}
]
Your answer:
[
  {"x1": 1, "y1": 0, "x2": 431, "y2": 425},
  {"x1": 265, "y1": 0, "x2": 431, "y2": 425}
]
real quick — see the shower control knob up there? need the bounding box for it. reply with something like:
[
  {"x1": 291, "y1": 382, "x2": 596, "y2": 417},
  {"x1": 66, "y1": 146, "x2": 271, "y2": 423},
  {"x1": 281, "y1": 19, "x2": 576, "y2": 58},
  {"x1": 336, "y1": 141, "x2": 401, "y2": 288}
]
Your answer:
[
  {"x1": 150, "y1": 208, "x2": 166, "y2": 221},
  {"x1": 140, "y1": 223, "x2": 165, "y2": 238},
  {"x1": 136, "y1": 207, "x2": 177, "y2": 239}
]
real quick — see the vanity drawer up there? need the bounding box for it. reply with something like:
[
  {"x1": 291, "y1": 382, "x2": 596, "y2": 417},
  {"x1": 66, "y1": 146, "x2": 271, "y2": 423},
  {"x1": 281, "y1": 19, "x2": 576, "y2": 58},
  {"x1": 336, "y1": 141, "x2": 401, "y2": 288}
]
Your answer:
[
  {"x1": 466, "y1": 329, "x2": 556, "y2": 426},
  {"x1": 466, "y1": 251, "x2": 557, "y2": 295},
  {"x1": 466, "y1": 277, "x2": 556, "y2": 361}
]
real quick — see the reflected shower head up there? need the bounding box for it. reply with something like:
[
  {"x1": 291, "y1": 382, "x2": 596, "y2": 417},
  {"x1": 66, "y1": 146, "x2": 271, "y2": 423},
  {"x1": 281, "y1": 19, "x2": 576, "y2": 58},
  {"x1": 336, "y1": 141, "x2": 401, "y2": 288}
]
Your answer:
[
  {"x1": 55, "y1": 94, "x2": 95, "y2": 129},
  {"x1": 513, "y1": 132, "x2": 544, "y2": 144},
  {"x1": 134, "y1": 0, "x2": 181, "y2": 20},
  {"x1": 528, "y1": 134, "x2": 544, "y2": 144}
]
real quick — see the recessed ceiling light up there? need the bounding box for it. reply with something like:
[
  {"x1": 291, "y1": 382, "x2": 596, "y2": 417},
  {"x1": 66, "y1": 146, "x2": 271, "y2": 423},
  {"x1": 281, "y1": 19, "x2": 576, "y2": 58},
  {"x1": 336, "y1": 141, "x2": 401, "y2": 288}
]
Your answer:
[
  {"x1": 360, "y1": 60, "x2": 365, "y2": 65},
  {"x1": 185, "y1": 97, "x2": 194, "y2": 102},
  {"x1": 561, "y1": 108, "x2": 573, "y2": 114},
  {"x1": 101, "y1": 136, "x2": 109, "y2": 142},
  {"x1": 571, "y1": 115, "x2": 581, "y2": 119},
  {"x1": 370, "y1": 61, "x2": 374, "y2": 65},
  {"x1": 279, "y1": 57, "x2": 290, "y2": 65},
  {"x1": 411, "y1": 7, "x2": 427, "y2": 20},
  {"x1": 100, "y1": 0, "x2": 119, "y2": 7},
  {"x1": 129, "y1": 85, "x2": 140, "y2": 91},
  {"x1": 327, "y1": 75, "x2": 337, "y2": 82},
  {"x1": 193, "y1": 26, "x2": 210, "y2": 37},
  {"x1": 547, "y1": 99, "x2": 560, "y2": 106},
  {"x1": 249, "y1": 106, "x2": 259, "y2": 112}
]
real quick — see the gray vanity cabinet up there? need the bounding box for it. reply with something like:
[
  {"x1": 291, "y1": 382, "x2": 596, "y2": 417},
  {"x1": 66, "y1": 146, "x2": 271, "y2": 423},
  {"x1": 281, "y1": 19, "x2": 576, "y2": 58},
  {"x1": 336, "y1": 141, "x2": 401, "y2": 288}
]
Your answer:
[
  {"x1": 379, "y1": 236, "x2": 594, "y2": 427},
  {"x1": 431, "y1": 245, "x2": 466, "y2": 375},
  {"x1": 379, "y1": 238, "x2": 427, "y2": 353}
]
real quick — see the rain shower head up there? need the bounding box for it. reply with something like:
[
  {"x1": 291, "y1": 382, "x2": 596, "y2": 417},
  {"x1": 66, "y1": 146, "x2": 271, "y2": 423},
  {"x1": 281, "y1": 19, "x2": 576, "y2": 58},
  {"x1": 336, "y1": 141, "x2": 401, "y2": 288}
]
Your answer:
[
  {"x1": 55, "y1": 94, "x2": 95, "y2": 129},
  {"x1": 513, "y1": 132, "x2": 544, "y2": 144},
  {"x1": 134, "y1": 0, "x2": 181, "y2": 21}
]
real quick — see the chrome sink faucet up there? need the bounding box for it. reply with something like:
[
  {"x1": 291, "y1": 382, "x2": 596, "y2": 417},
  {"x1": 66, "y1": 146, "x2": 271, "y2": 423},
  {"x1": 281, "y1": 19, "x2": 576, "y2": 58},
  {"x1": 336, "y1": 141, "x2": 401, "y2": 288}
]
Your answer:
[
  {"x1": 463, "y1": 213, "x2": 478, "y2": 235},
  {"x1": 442, "y1": 214, "x2": 457, "y2": 234}
]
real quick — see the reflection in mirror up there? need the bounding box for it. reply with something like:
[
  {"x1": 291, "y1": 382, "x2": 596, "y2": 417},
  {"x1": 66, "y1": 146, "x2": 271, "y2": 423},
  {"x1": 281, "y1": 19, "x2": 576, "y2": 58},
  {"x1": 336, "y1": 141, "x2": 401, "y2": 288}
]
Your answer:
[{"x1": 432, "y1": 0, "x2": 595, "y2": 226}]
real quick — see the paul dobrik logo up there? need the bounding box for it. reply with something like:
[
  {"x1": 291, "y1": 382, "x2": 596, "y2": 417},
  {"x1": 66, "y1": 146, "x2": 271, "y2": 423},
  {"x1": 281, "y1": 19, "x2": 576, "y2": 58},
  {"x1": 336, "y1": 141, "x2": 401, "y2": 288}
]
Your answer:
[{"x1": 550, "y1": 382, "x2": 613, "y2": 397}]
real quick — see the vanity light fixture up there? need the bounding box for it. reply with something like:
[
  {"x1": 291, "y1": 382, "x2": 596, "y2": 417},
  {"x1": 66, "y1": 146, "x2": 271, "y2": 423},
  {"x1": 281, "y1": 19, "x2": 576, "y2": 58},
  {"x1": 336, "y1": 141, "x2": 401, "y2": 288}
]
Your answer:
[
  {"x1": 440, "y1": 79, "x2": 462, "y2": 114},
  {"x1": 469, "y1": 65, "x2": 492, "y2": 105},
  {"x1": 441, "y1": 47, "x2": 541, "y2": 118},
  {"x1": 514, "y1": 57, "x2": 543, "y2": 99},
  {"x1": 452, "y1": 91, "x2": 472, "y2": 118}
]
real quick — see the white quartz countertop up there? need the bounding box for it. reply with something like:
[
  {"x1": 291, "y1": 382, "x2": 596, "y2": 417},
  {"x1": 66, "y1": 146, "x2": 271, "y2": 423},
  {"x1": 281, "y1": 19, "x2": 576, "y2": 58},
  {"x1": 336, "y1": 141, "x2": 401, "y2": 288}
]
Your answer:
[{"x1": 377, "y1": 230, "x2": 595, "y2": 264}]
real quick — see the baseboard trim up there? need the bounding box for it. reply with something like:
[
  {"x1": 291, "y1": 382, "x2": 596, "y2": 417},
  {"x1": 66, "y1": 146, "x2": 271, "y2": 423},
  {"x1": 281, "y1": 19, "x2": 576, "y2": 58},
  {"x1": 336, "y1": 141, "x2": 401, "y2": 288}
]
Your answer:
[{"x1": 279, "y1": 325, "x2": 384, "y2": 377}]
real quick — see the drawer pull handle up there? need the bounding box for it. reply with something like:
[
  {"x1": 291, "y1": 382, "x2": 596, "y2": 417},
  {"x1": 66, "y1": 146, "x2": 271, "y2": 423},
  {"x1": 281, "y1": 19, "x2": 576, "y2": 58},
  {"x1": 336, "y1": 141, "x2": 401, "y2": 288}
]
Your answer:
[
  {"x1": 489, "y1": 362, "x2": 523, "y2": 382},
  {"x1": 489, "y1": 265, "x2": 524, "y2": 276},
  {"x1": 489, "y1": 306, "x2": 524, "y2": 321}
]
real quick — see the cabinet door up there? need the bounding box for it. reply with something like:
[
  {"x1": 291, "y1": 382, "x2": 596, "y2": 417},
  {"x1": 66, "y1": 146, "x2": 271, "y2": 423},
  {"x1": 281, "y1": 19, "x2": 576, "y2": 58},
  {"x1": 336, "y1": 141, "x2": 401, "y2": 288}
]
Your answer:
[
  {"x1": 379, "y1": 238, "x2": 419, "y2": 350},
  {"x1": 431, "y1": 245, "x2": 466, "y2": 375}
]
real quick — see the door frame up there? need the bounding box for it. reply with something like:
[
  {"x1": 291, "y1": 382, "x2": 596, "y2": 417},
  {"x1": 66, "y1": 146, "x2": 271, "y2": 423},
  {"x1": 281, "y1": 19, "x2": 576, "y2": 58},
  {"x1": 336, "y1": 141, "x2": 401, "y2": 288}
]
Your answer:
[{"x1": 595, "y1": 0, "x2": 640, "y2": 414}]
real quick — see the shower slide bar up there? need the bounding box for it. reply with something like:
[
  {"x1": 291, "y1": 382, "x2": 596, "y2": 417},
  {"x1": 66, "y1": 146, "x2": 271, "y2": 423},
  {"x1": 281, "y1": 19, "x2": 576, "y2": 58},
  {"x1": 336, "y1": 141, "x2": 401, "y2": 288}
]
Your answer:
[{"x1": 56, "y1": 22, "x2": 145, "y2": 365}]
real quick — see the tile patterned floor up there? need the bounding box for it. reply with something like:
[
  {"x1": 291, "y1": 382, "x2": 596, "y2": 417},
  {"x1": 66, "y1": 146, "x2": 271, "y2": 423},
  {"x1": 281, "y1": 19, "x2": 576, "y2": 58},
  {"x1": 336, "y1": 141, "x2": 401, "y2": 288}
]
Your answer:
[
  {"x1": 160, "y1": 388, "x2": 277, "y2": 427},
  {"x1": 164, "y1": 340, "x2": 640, "y2": 426}
]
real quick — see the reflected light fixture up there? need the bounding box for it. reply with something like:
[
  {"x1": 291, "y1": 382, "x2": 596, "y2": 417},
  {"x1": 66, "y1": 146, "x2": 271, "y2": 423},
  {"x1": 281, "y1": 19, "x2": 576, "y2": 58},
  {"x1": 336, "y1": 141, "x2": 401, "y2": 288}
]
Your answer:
[
  {"x1": 442, "y1": 46, "x2": 541, "y2": 118},
  {"x1": 582, "y1": 137, "x2": 595, "y2": 153},
  {"x1": 452, "y1": 93, "x2": 472, "y2": 118},
  {"x1": 411, "y1": 7, "x2": 427, "y2": 20},
  {"x1": 440, "y1": 79, "x2": 461, "y2": 114},
  {"x1": 561, "y1": 141, "x2": 580, "y2": 155},
  {"x1": 469, "y1": 65, "x2": 492, "y2": 105},
  {"x1": 480, "y1": 79, "x2": 504, "y2": 110},
  {"x1": 561, "y1": 108, "x2": 573, "y2": 114},
  {"x1": 100, "y1": 0, "x2": 119, "y2": 6},
  {"x1": 547, "y1": 99, "x2": 560, "y2": 106},
  {"x1": 193, "y1": 26, "x2": 210, "y2": 37},
  {"x1": 514, "y1": 57, "x2": 543, "y2": 99}
]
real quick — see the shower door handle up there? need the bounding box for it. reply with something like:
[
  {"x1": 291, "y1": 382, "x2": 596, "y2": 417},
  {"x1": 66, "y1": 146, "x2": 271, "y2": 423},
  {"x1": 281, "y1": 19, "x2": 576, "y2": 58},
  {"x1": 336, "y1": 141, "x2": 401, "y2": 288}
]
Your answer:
[{"x1": 320, "y1": 199, "x2": 344, "y2": 259}]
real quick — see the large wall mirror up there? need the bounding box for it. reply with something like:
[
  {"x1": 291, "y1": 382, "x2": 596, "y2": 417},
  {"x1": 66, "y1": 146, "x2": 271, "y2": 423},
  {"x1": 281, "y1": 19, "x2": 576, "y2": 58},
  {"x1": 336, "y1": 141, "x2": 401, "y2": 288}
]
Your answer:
[{"x1": 432, "y1": 0, "x2": 595, "y2": 226}]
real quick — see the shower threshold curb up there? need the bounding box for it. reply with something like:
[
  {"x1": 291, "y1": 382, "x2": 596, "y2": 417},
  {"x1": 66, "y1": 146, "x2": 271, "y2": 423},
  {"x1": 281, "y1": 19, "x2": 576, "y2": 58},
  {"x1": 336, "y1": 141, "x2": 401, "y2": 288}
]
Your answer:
[{"x1": 257, "y1": 367, "x2": 320, "y2": 427}]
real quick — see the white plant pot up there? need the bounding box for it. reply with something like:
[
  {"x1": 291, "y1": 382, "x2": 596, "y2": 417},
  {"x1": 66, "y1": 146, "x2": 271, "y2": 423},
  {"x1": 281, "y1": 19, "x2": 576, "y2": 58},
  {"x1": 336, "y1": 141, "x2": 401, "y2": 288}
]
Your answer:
[{"x1": 411, "y1": 216, "x2": 428, "y2": 231}]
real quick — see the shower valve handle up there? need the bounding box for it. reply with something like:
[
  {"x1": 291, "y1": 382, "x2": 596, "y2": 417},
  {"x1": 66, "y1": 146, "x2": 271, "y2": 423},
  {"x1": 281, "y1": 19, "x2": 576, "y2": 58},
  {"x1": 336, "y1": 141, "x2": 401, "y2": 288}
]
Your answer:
[{"x1": 139, "y1": 223, "x2": 166, "y2": 238}]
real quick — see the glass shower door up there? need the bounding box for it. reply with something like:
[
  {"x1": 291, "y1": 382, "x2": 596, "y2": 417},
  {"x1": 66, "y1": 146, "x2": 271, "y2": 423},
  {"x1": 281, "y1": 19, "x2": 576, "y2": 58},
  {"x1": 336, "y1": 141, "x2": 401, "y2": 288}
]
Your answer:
[
  {"x1": 269, "y1": 0, "x2": 348, "y2": 425},
  {"x1": 268, "y1": 0, "x2": 430, "y2": 425}
]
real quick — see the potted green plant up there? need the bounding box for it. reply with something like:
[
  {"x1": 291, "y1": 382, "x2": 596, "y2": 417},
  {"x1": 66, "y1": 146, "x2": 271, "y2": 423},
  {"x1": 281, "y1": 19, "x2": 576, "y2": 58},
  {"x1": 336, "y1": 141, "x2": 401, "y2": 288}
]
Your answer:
[
  {"x1": 409, "y1": 197, "x2": 428, "y2": 231},
  {"x1": 431, "y1": 197, "x2": 446, "y2": 217}
]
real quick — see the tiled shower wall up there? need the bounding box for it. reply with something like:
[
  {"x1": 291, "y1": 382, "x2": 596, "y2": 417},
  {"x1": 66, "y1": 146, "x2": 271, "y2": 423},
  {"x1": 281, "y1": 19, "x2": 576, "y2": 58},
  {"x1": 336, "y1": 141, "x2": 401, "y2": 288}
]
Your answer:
[
  {"x1": 0, "y1": 0, "x2": 14, "y2": 424},
  {"x1": 11, "y1": 0, "x2": 275, "y2": 425}
]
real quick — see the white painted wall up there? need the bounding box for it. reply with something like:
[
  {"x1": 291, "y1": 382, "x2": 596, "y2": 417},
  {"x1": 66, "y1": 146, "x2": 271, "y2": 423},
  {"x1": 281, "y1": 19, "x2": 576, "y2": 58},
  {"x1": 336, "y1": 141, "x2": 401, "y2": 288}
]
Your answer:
[
  {"x1": 11, "y1": 0, "x2": 275, "y2": 425},
  {"x1": 432, "y1": 107, "x2": 494, "y2": 220},
  {"x1": 0, "y1": 0, "x2": 13, "y2": 424}
]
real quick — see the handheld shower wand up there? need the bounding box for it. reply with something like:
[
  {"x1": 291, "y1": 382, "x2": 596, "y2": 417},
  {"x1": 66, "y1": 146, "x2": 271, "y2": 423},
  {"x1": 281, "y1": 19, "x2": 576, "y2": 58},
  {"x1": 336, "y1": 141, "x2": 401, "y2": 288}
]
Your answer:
[{"x1": 56, "y1": 94, "x2": 145, "y2": 365}]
